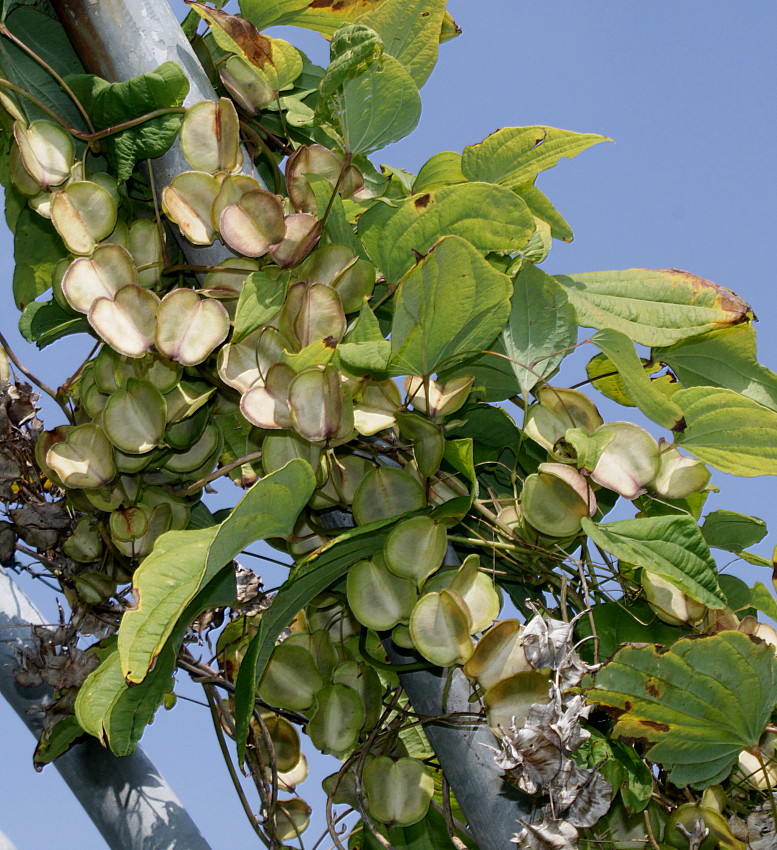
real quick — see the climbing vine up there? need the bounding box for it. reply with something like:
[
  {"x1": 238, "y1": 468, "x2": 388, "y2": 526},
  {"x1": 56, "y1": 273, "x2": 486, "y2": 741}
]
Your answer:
[{"x1": 2, "y1": 1, "x2": 777, "y2": 848}]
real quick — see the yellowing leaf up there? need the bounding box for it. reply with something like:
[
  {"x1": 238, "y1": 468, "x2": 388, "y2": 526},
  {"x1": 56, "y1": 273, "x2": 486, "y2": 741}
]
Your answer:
[
  {"x1": 591, "y1": 329, "x2": 683, "y2": 429},
  {"x1": 556, "y1": 268, "x2": 752, "y2": 347},
  {"x1": 588, "y1": 631, "x2": 777, "y2": 787},
  {"x1": 655, "y1": 323, "x2": 777, "y2": 413},
  {"x1": 358, "y1": 182, "x2": 535, "y2": 282},
  {"x1": 462, "y1": 126, "x2": 609, "y2": 189},
  {"x1": 118, "y1": 460, "x2": 315, "y2": 682}
]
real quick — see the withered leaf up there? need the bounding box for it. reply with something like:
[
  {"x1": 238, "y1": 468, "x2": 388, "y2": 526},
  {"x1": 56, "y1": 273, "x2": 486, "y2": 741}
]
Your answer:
[{"x1": 513, "y1": 817, "x2": 578, "y2": 850}]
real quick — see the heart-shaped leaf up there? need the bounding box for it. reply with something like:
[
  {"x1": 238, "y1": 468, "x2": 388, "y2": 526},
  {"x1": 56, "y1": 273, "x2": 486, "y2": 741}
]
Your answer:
[{"x1": 588, "y1": 631, "x2": 777, "y2": 787}]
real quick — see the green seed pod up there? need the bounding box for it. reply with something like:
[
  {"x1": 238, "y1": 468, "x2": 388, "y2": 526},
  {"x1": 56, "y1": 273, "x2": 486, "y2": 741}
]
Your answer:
[
  {"x1": 88, "y1": 285, "x2": 160, "y2": 359},
  {"x1": 307, "y1": 683, "x2": 365, "y2": 756},
  {"x1": 75, "y1": 571, "x2": 116, "y2": 605},
  {"x1": 219, "y1": 188, "x2": 286, "y2": 258},
  {"x1": 404, "y1": 374, "x2": 474, "y2": 420},
  {"x1": 363, "y1": 756, "x2": 434, "y2": 828},
  {"x1": 284, "y1": 629, "x2": 339, "y2": 680},
  {"x1": 521, "y1": 463, "x2": 595, "y2": 538},
  {"x1": 128, "y1": 220, "x2": 165, "y2": 288},
  {"x1": 112, "y1": 503, "x2": 172, "y2": 559},
  {"x1": 220, "y1": 55, "x2": 275, "y2": 114},
  {"x1": 13, "y1": 119, "x2": 75, "y2": 190},
  {"x1": 384, "y1": 516, "x2": 447, "y2": 586},
  {"x1": 254, "y1": 711, "x2": 302, "y2": 774},
  {"x1": 258, "y1": 643, "x2": 323, "y2": 711},
  {"x1": 346, "y1": 557, "x2": 417, "y2": 631},
  {"x1": 523, "y1": 387, "x2": 603, "y2": 454},
  {"x1": 46, "y1": 423, "x2": 116, "y2": 490},
  {"x1": 102, "y1": 379, "x2": 167, "y2": 454},
  {"x1": 63, "y1": 517, "x2": 104, "y2": 564},
  {"x1": 109, "y1": 505, "x2": 149, "y2": 543},
  {"x1": 274, "y1": 798, "x2": 311, "y2": 842},
  {"x1": 61, "y1": 243, "x2": 139, "y2": 315},
  {"x1": 352, "y1": 466, "x2": 426, "y2": 525},
  {"x1": 641, "y1": 570, "x2": 706, "y2": 626},
  {"x1": 409, "y1": 588, "x2": 474, "y2": 667},
  {"x1": 269, "y1": 213, "x2": 321, "y2": 269},
  {"x1": 424, "y1": 555, "x2": 501, "y2": 634},
  {"x1": 332, "y1": 660, "x2": 382, "y2": 731},
  {"x1": 155, "y1": 289, "x2": 230, "y2": 367},
  {"x1": 664, "y1": 804, "x2": 745, "y2": 850},
  {"x1": 395, "y1": 411, "x2": 445, "y2": 478},
  {"x1": 353, "y1": 380, "x2": 402, "y2": 436}
]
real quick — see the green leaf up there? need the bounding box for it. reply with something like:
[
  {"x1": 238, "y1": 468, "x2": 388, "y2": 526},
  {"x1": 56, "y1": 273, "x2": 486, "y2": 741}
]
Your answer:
[
  {"x1": 390, "y1": 235, "x2": 512, "y2": 375},
  {"x1": 590, "y1": 329, "x2": 684, "y2": 429},
  {"x1": 12, "y1": 207, "x2": 65, "y2": 309},
  {"x1": 33, "y1": 714, "x2": 85, "y2": 770},
  {"x1": 577, "y1": 599, "x2": 686, "y2": 662},
  {"x1": 0, "y1": 6, "x2": 86, "y2": 126},
  {"x1": 118, "y1": 460, "x2": 315, "y2": 683},
  {"x1": 502, "y1": 262, "x2": 577, "y2": 398},
  {"x1": 446, "y1": 403, "x2": 520, "y2": 464},
  {"x1": 555, "y1": 268, "x2": 752, "y2": 347},
  {"x1": 588, "y1": 631, "x2": 777, "y2": 787},
  {"x1": 752, "y1": 582, "x2": 777, "y2": 621},
  {"x1": 438, "y1": 343, "x2": 521, "y2": 403},
  {"x1": 238, "y1": 0, "x2": 312, "y2": 30},
  {"x1": 655, "y1": 324, "x2": 777, "y2": 413},
  {"x1": 67, "y1": 62, "x2": 189, "y2": 181},
  {"x1": 359, "y1": 0, "x2": 448, "y2": 87},
  {"x1": 674, "y1": 386, "x2": 777, "y2": 476},
  {"x1": 18, "y1": 299, "x2": 89, "y2": 348},
  {"x1": 76, "y1": 641, "x2": 176, "y2": 756},
  {"x1": 335, "y1": 53, "x2": 421, "y2": 155},
  {"x1": 358, "y1": 181, "x2": 535, "y2": 283},
  {"x1": 581, "y1": 515, "x2": 725, "y2": 609},
  {"x1": 412, "y1": 150, "x2": 465, "y2": 194},
  {"x1": 356, "y1": 806, "x2": 470, "y2": 850},
  {"x1": 233, "y1": 270, "x2": 288, "y2": 342},
  {"x1": 514, "y1": 182, "x2": 574, "y2": 242},
  {"x1": 337, "y1": 340, "x2": 391, "y2": 377},
  {"x1": 461, "y1": 126, "x2": 609, "y2": 189},
  {"x1": 701, "y1": 509, "x2": 767, "y2": 552},
  {"x1": 319, "y1": 23, "x2": 383, "y2": 97},
  {"x1": 233, "y1": 517, "x2": 396, "y2": 763},
  {"x1": 585, "y1": 351, "x2": 677, "y2": 408},
  {"x1": 240, "y1": 0, "x2": 459, "y2": 45}
]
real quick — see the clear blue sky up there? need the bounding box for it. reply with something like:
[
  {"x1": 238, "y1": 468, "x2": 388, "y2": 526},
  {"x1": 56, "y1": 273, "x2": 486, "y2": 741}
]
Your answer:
[{"x1": 2, "y1": 2, "x2": 777, "y2": 847}]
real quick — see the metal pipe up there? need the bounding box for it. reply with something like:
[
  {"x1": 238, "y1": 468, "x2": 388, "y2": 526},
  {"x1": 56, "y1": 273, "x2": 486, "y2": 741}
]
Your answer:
[
  {"x1": 0, "y1": 567, "x2": 214, "y2": 850},
  {"x1": 50, "y1": 0, "x2": 248, "y2": 267},
  {"x1": 384, "y1": 642, "x2": 530, "y2": 847}
]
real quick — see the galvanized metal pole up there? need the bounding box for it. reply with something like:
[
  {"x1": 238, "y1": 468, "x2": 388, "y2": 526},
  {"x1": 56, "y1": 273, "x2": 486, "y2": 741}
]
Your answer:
[
  {"x1": 50, "y1": 0, "x2": 249, "y2": 268},
  {"x1": 0, "y1": 567, "x2": 214, "y2": 850},
  {"x1": 41, "y1": 2, "x2": 533, "y2": 845}
]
